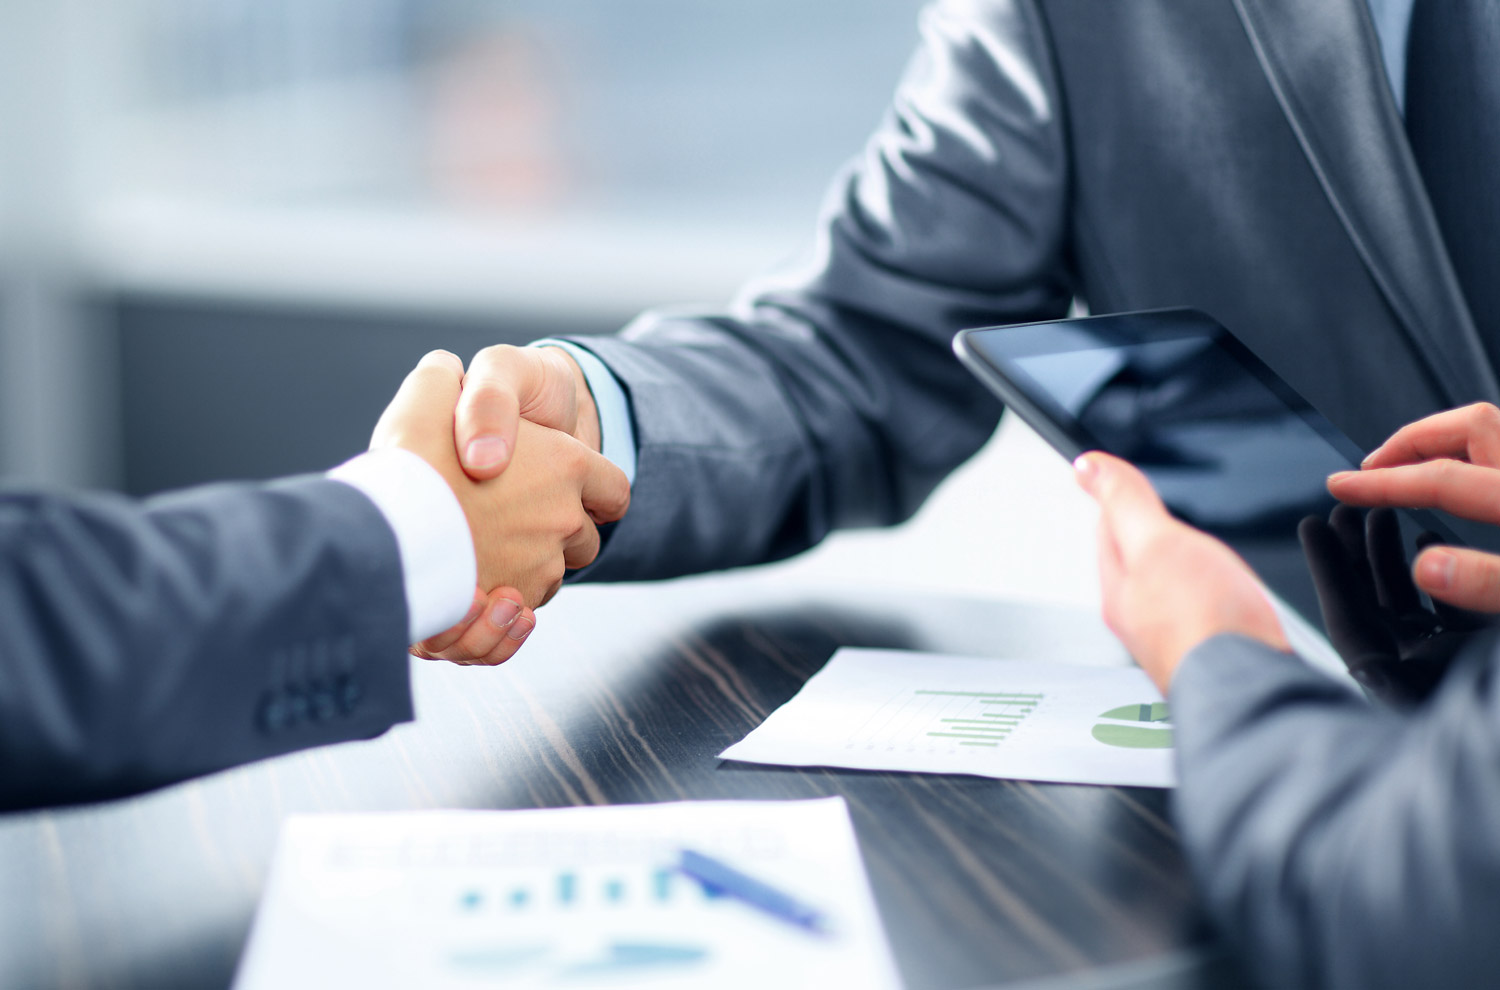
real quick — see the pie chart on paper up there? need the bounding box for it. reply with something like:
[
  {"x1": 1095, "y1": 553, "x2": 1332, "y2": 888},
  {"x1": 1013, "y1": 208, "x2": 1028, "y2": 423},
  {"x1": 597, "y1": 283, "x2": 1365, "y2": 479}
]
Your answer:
[{"x1": 1091, "y1": 702, "x2": 1173, "y2": 749}]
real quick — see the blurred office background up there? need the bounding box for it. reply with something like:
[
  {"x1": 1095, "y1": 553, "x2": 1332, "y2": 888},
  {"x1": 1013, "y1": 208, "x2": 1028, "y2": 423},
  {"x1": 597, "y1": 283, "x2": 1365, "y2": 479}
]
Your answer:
[{"x1": 0, "y1": 0, "x2": 924, "y2": 493}]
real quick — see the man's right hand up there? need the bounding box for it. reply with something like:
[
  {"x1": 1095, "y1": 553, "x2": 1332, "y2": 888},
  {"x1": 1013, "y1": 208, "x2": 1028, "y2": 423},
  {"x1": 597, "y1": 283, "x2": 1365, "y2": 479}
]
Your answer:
[{"x1": 454, "y1": 344, "x2": 602, "y2": 478}]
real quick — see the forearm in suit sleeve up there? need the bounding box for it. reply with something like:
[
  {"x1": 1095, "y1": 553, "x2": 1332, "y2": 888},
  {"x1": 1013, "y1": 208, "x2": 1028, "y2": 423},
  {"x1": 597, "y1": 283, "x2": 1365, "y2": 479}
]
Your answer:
[
  {"x1": 1171, "y1": 632, "x2": 1500, "y2": 989},
  {"x1": 0, "y1": 476, "x2": 413, "y2": 811},
  {"x1": 567, "y1": 0, "x2": 1074, "y2": 580}
]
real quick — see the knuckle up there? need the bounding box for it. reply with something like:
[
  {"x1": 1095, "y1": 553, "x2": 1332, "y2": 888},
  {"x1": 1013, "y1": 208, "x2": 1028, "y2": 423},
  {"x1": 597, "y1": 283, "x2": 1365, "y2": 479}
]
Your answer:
[
  {"x1": 463, "y1": 375, "x2": 517, "y2": 407},
  {"x1": 568, "y1": 531, "x2": 602, "y2": 569},
  {"x1": 1475, "y1": 553, "x2": 1500, "y2": 590},
  {"x1": 422, "y1": 348, "x2": 462, "y2": 370},
  {"x1": 468, "y1": 344, "x2": 520, "y2": 377},
  {"x1": 563, "y1": 441, "x2": 590, "y2": 474},
  {"x1": 413, "y1": 351, "x2": 463, "y2": 384},
  {"x1": 1477, "y1": 404, "x2": 1500, "y2": 441},
  {"x1": 441, "y1": 640, "x2": 480, "y2": 663},
  {"x1": 601, "y1": 479, "x2": 631, "y2": 519}
]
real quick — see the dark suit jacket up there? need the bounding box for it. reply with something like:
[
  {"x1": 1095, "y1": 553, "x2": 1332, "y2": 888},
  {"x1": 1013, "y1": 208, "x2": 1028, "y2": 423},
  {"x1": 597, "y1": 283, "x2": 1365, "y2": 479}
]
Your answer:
[
  {"x1": 0, "y1": 476, "x2": 413, "y2": 811},
  {"x1": 1174, "y1": 633, "x2": 1500, "y2": 989},
  {"x1": 566, "y1": 0, "x2": 1493, "y2": 581}
]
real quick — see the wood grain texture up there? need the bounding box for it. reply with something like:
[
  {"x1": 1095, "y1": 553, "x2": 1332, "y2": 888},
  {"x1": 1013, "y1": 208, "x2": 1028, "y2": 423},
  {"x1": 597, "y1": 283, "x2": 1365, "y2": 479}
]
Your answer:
[{"x1": 0, "y1": 575, "x2": 1229, "y2": 990}]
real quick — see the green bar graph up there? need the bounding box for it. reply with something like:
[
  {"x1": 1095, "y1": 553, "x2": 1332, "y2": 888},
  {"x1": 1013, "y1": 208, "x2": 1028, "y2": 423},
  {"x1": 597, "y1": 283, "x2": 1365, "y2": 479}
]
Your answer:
[
  {"x1": 914, "y1": 689, "x2": 1044, "y2": 750},
  {"x1": 929, "y1": 727, "x2": 1009, "y2": 735},
  {"x1": 916, "y1": 690, "x2": 1044, "y2": 698}
]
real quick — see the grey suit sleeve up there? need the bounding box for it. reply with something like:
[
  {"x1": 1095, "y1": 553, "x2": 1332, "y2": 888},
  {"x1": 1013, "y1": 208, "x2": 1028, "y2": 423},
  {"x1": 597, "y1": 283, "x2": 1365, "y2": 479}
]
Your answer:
[
  {"x1": 0, "y1": 476, "x2": 413, "y2": 811},
  {"x1": 568, "y1": 0, "x2": 1073, "y2": 580},
  {"x1": 1171, "y1": 632, "x2": 1500, "y2": 989}
]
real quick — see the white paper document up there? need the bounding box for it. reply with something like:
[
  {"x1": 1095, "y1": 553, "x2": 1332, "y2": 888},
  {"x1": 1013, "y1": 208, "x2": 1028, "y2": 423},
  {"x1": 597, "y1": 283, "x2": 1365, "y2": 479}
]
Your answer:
[
  {"x1": 234, "y1": 798, "x2": 900, "y2": 990},
  {"x1": 720, "y1": 648, "x2": 1176, "y2": 788}
]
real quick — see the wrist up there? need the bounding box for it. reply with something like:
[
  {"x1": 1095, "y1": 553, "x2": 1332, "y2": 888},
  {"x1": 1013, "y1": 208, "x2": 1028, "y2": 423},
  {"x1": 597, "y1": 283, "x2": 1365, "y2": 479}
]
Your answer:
[{"x1": 328, "y1": 447, "x2": 477, "y2": 642}]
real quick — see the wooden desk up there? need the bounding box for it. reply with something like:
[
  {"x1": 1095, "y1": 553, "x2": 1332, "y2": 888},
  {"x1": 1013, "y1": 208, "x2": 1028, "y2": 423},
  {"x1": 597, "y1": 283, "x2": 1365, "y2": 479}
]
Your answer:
[{"x1": 0, "y1": 576, "x2": 1238, "y2": 990}]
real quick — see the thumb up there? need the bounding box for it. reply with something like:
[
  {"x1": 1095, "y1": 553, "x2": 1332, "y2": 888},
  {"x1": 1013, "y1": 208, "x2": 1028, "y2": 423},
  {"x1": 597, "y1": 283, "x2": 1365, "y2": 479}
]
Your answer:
[
  {"x1": 1413, "y1": 546, "x2": 1500, "y2": 613},
  {"x1": 456, "y1": 345, "x2": 541, "y2": 479},
  {"x1": 371, "y1": 350, "x2": 464, "y2": 453},
  {"x1": 1074, "y1": 452, "x2": 1173, "y2": 564}
]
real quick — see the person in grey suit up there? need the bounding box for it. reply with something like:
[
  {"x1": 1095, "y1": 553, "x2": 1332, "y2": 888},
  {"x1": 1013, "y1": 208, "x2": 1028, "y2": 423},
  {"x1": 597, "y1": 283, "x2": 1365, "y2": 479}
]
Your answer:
[
  {"x1": 411, "y1": 0, "x2": 1494, "y2": 670},
  {"x1": 1076, "y1": 399, "x2": 1500, "y2": 989},
  {"x1": 0, "y1": 351, "x2": 628, "y2": 812}
]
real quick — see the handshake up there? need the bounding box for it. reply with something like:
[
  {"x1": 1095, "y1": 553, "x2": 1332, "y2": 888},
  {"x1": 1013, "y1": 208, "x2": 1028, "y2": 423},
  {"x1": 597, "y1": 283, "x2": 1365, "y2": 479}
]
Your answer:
[{"x1": 372, "y1": 345, "x2": 624, "y2": 666}]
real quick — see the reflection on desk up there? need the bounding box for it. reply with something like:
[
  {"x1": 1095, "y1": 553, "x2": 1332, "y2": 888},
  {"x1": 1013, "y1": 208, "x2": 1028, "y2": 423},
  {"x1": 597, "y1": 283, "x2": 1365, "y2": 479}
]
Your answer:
[{"x1": 0, "y1": 576, "x2": 1232, "y2": 990}]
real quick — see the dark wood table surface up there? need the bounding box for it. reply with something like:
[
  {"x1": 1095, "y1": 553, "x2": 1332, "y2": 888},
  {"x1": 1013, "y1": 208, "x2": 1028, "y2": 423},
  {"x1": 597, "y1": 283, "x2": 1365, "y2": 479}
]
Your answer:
[{"x1": 0, "y1": 574, "x2": 1247, "y2": 990}]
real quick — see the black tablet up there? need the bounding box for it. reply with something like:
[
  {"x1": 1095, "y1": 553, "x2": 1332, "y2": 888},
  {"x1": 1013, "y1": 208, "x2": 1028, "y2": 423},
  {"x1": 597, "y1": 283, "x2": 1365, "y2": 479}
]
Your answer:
[{"x1": 953, "y1": 307, "x2": 1462, "y2": 641}]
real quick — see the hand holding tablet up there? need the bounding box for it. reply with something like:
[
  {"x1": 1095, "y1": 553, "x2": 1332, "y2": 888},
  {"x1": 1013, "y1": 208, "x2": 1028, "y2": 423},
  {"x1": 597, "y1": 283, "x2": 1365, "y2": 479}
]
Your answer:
[{"x1": 954, "y1": 308, "x2": 1479, "y2": 695}]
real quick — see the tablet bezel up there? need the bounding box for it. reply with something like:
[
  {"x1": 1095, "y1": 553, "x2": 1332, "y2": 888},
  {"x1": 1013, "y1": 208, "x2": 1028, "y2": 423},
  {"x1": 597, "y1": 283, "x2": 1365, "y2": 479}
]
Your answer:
[{"x1": 953, "y1": 307, "x2": 1370, "y2": 472}]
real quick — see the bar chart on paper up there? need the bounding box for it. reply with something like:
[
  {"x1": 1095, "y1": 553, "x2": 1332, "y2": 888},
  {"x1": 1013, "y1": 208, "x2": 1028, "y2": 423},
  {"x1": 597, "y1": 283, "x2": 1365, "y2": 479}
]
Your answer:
[
  {"x1": 234, "y1": 800, "x2": 902, "y2": 990},
  {"x1": 721, "y1": 648, "x2": 1176, "y2": 788},
  {"x1": 851, "y1": 688, "x2": 1046, "y2": 752}
]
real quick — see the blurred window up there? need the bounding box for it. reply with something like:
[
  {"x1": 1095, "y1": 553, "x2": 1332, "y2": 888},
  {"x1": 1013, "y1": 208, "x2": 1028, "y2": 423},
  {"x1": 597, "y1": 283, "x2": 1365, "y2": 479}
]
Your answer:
[{"x1": 96, "y1": 0, "x2": 927, "y2": 231}]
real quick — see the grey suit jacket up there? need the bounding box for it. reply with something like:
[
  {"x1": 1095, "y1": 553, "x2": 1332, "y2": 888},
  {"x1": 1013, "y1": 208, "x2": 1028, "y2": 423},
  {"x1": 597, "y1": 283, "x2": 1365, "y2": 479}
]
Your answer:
[
  {"x1": 0, "y1": 476, "x2": 413, "y2": 811},
  {"x1": 1174, "y1": 633, "x2": 1500, "y2": 989},
  {"x1": 567, "y1": 0, "x2": 1493, "y2": 582}
]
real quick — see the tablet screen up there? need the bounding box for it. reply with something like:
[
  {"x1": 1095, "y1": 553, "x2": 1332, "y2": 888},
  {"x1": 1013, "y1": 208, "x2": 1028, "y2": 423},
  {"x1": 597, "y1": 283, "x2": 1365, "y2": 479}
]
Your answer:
[{"x1": 955, "y1": 308, "x2": 1459, "y2": 641}]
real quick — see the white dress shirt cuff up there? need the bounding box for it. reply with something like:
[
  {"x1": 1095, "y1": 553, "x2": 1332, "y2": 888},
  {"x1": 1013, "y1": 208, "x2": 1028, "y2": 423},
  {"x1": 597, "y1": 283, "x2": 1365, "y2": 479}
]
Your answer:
[
  {"x1": 328, "y1": 449, "x2": 477, "y2": 644},
  {"x1": 530, "y1": 339, "x2": 638, "y2": 485}
]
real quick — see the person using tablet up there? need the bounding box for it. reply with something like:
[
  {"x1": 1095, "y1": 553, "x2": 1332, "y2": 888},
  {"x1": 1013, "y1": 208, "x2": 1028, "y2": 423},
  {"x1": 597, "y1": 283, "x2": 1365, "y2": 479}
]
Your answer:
[{"x1": 1075, "y1": 401, "x2": 1500, "y2": 990}]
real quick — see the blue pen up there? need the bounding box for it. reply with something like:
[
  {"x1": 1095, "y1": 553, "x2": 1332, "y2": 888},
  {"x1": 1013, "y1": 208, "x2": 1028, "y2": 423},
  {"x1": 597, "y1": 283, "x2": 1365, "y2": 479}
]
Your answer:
[{"x1": 676, "y1": 848, "x2": 832, "y2": 935}]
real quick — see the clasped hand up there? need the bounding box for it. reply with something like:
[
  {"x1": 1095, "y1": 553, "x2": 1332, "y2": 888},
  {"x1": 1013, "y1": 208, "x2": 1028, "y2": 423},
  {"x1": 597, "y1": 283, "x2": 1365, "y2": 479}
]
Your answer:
[{"x1": 372, "y1": 347, "x2": 620, "y2": 665}]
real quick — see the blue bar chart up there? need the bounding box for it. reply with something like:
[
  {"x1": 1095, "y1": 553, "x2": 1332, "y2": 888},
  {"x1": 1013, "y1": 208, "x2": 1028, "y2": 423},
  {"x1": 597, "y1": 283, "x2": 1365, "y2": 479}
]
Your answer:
[{"x1": 456, "y1": 868, "x2": 688, "y2": 915}]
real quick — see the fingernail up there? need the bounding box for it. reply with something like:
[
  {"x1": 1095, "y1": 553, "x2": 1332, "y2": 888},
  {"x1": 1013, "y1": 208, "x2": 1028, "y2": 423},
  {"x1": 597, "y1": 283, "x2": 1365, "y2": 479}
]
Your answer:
[
  {"x1": 1360, "y1": 452, "x2": 1376, "y2": 468},
  {"x1": 488, "y1": 598, "x2": 522, "y2": 630},
  {"x1": 1328, "y1": 470, "x2": 1356, "y2": 483},
  {"x1": 1073, "y1": 454, "x2": 1099, "y2": 485},
  {"x1": 507, "y1": 613, "x2": 535, "y2": 642},
  {"x1": 464, "y1": 436, "x2": 509, "y2": 470},
  {"x1": 1417, "y1": 549, "x2": 1456, "y2": 590}
]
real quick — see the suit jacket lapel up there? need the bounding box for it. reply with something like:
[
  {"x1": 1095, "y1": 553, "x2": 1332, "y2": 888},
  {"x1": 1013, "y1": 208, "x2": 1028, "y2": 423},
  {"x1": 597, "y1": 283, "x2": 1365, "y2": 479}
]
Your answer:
[{"x1": 1232, "y1": 0, "x2": 1499, "y2": 405}]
